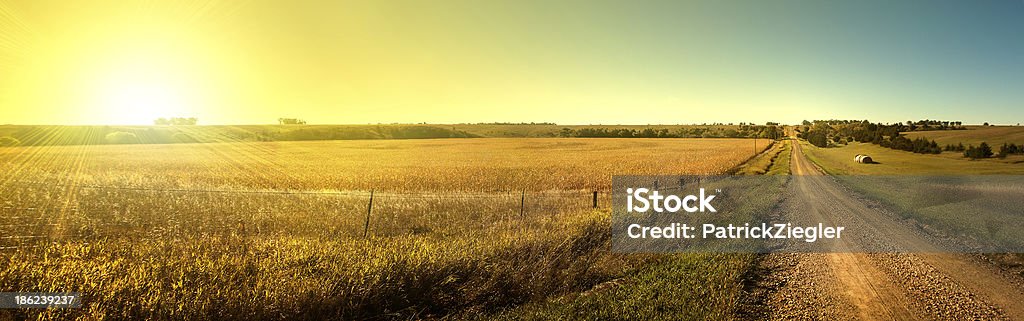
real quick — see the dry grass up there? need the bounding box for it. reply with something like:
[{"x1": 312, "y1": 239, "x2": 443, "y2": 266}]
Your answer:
[
  {"x1": 903, "y1": 126, "x2": 1024, "y2": 147},
  {"x1": 800, "y1": 141, "x2": 1024, "y2": 175},
  {"x1": 0, "y1": 138, "x2": 764, "y2": 320}
]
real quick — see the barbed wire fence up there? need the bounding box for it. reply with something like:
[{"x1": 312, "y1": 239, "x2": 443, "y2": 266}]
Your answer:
[{"x1": 0, "y1": 180, "x2": 614, "y2": 251}]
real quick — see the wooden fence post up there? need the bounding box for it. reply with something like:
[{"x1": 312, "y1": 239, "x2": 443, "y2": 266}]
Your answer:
[
  {"x1": 593, "y1": 191, "x2": 598, "y2": 208},
  {"x1": 520, "y1": 190, "x2": 525, "y2": 217},
  {"x1": 363, "y1": 190, "x2": 374, "y2": 238}
]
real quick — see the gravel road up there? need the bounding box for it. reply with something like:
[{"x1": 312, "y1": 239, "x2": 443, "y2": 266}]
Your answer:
[{"x1": 757, "y1": 141, "x2": 1024, "y2": 320}]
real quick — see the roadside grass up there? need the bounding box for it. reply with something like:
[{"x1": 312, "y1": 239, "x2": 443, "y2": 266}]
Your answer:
[
  {"x1": 831, "y1": 176, "x2": 1024, "y2": 250},
  {"x1": 733, "y1": 140, "x2": 787, "y2": 175},
  {"x1": 799, "y1": 141, "x2": 1024, "y2": 175},
  {"x1": 765, "y1": 140, "x2": 791, "y2": 175},
  {"x1": 474, "y1": 253, "x2": 756, "y2": 321}
]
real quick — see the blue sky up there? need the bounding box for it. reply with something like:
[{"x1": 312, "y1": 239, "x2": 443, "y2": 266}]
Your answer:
[{"x1": 1, "y1": 0, "x2": 1022, "y2": 125}]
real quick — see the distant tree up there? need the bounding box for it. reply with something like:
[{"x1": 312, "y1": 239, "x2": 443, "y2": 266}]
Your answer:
[
  {"x1": 278, "y1": 118, "x2": 307, "y2": 125},
  {"x1": 0, "y1": 136, "x2": 20, "y2": 147},
  {"x1": 983, "y1": 122, "x2": 990, "y2": 126},
  {"x1": 964, "y1": 142, "x2": 994, "y2": 159},
  {"x1": 807, "y1": 131, "x2": 829, "y2": 147},
  {"x1": 802, "y1": 120, "x2": 812, "y2": 126},
  {"x1": 980, "y1": 142, "x2": 994, "y2": 158},
  {"x1": 995, "y1": 143, "x2": 1023, "y2": 158},
  {"x1": 155, "y1": 117, "x2": 197, "y2": 125}
]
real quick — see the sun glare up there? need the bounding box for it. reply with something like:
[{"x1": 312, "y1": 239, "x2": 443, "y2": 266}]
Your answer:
[
  {"x1": 85, "y1": 51, "x2": 197, "y2": 125},
  {"x1": 50, "y1": 19, "x2": 209, "y2": 125},
  {"x1": 100, "y1": 81, "x2": 184, "y2": 125}
]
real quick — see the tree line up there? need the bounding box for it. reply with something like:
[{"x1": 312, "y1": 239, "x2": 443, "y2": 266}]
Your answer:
[
  {"x1": 798, "y1": 119, "x2": 1023, "y2": 160},
  {"x1": 956, "y1": 142, "x2": 1024, "y2": 159},
  {"x1": 797, "y1": 119, "x2": 948, "y2": 154},
  {"x1": 154, "y1": 117, "x2": 198, "y2": 125},
  {"x1": 560, "y1": 125, "x2": 783, "y2": 139}
]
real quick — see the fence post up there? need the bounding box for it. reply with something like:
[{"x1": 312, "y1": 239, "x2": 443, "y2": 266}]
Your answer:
[
  {"x1": 520, "y1": 190, "x2": 525, "y2": 217},
  {"x1": 363, "y1": 190, "x2": 374, "y2": 238},
  {"x1": 592, "y1": 191, "x2": 598, "y2": 208}
]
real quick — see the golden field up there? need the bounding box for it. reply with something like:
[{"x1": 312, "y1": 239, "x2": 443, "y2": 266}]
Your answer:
[
  {"x1": 0, "y1": 138, "x2": 768, "y2": 320},
  {"x1": 0, "y1": 138, "x2": 768, "y2": 191}
]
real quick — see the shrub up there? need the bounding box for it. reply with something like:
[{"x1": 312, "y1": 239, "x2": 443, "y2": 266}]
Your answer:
[
  {"x1": 963, "y1": 142, "x2": 993, "y2": 159},
  {"x1": 996, "y1": 143, "x2": 1024, "y2": 158}
]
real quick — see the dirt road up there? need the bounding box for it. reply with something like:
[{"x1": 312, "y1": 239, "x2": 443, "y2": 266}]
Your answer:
[{"x1": 762, "y1": 141, "x2": 1024, "y2": 320}]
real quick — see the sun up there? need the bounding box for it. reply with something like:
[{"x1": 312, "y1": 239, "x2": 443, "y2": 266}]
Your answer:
[
  {"x1": 100, "y1": 80, "x2": 184, "y2": 125},
  {"x1": 89, "y1": 56, "x2": 194, "y2": 125},
  {"x1": 77, "y1": 36, "x2": 202, "y2": 125}
]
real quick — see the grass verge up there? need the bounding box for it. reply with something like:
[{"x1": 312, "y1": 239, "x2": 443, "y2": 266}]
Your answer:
[
  {"x1": 732, "y1": 140, "x2": 784, "y2": 175},
  {"x1": 471, "y1": 253, "x2": 756, "y2": 320}
]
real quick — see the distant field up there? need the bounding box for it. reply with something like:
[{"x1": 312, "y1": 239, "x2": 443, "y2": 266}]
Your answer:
[
  {"x1": 0, "y1": 123, "x2": 774, "y2": 146},
  {"x1": 800, "y1": 141, "x2": 1024, "y2": 175},
  {"x1": 0, "y1": 138, "x2": 769, "y2": 320},
  {"x1": 903, "y1": 126, "x2": 1024, "y2": 147},
  {"x1": 0, "y1": 138, "x2": 768, "y2": 192},
  {"x1": 0, "y1": 124, "x2": 478, "y2": 146},
  {"x1": 450, "y1": 123, "x2": 761, "y2": 138}
]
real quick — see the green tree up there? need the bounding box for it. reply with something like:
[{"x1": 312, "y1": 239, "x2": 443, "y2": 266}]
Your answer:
[{"x1": 964, "y1": 142, "x2": 994, "y2": 159}]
